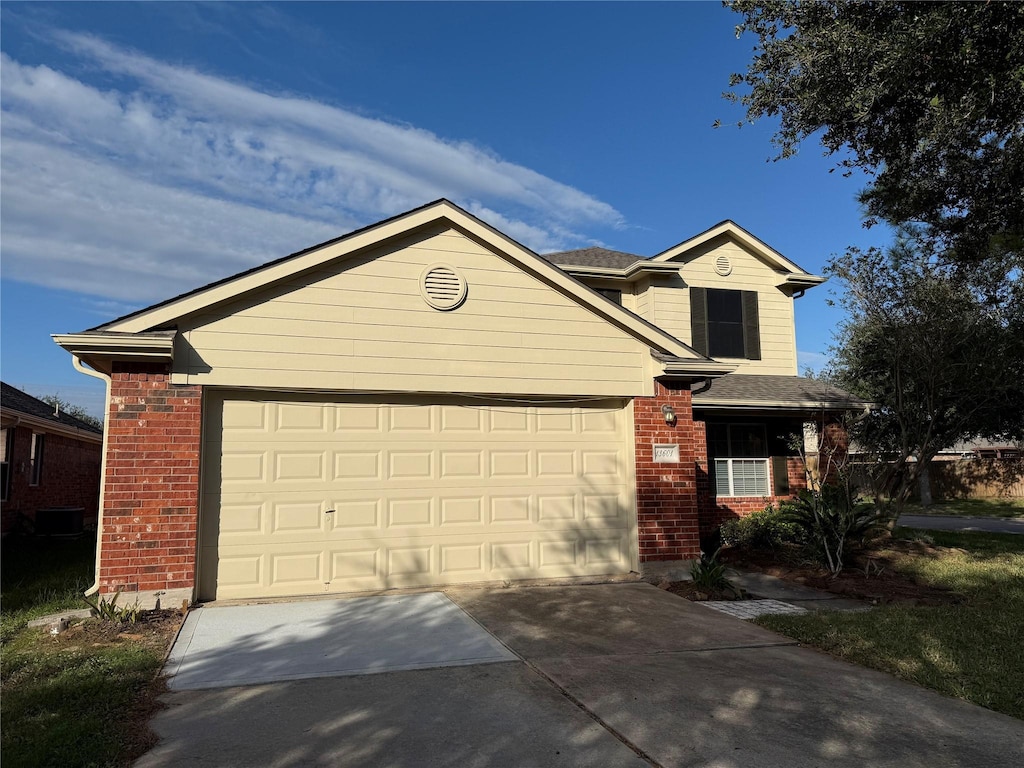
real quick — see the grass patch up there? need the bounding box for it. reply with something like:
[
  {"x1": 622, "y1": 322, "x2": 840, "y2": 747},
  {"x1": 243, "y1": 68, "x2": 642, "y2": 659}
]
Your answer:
[
  {"x1": 1, "y1": 535, "x2": 178, "y2": 767},
  {"x1": 756, "y1": 529, "x2": 1024, "y2": 719},
  {"x1": 901, "y1": 498, "x2": 1024, "y2": 519},
  {"x1": 1, "y1": 535, "x2": 95, "y2": 644}
]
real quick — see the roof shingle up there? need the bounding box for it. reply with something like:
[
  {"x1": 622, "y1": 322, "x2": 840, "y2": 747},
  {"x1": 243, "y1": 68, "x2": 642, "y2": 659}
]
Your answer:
[
  {"x1": 1, "y1": 382, "x2": 103, "y2": 434},
  {"x1": 693, "y1": 374, "x2": 866, "y2": 409},
  {"x1": 540, "y1": 247, "x2": 644, "y2": 269}
]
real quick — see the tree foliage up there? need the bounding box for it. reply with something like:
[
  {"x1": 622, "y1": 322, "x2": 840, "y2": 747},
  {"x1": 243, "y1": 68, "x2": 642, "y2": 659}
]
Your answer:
[
  {"x1": 825, "y1": 238, "x2": 1024, "y2": 508},
  {"x1": 725, "y1": 1, "x2": 1024, "y2": 266},
  {"x1": 39, "y1": 395, "x2": 104, "y2": 431}
]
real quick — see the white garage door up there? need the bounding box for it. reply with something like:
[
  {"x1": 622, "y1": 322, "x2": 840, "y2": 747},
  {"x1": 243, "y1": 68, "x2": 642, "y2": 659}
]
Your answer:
[{"x1": 199, "y1": 393, "x2": 637, "y2": 600}]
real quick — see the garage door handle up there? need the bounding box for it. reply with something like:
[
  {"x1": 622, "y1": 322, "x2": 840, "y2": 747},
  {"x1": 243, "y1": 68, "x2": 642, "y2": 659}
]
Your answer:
[{"x1": 325, "y1": 509, "x2": 335, "y2": 515}]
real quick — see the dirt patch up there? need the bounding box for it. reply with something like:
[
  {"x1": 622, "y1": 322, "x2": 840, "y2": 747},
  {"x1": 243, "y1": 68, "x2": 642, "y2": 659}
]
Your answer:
[
  {"x1": 46, "y1": 609, "x2": 185, "y2": 654},
  {"x1": 723, "y1": 542, "x2": 960, "y2": 606}
]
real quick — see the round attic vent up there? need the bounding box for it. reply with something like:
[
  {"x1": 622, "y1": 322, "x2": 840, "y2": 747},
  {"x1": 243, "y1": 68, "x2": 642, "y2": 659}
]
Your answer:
[
  {"x1": 714, "y1": 254, "x2": 733, "y2": 276},
  {"x1": 420, "y1": 263, "x2": 468, "y2": 310}
]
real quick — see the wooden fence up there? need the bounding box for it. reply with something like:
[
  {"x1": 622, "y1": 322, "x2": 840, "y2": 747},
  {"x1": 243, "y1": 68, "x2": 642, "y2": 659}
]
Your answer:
[{"x1": 850, "y1": 458, "x2": 1024, "y2": 499}]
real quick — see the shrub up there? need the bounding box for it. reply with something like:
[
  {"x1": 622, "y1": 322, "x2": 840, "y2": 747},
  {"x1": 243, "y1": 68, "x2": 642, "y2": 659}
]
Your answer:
[
  {"x1": 779, "y1": 485, "x2": 886, "y2": 575},
  {"x1": 720, "y1": 504, "x2": 805, "y2": 550}
]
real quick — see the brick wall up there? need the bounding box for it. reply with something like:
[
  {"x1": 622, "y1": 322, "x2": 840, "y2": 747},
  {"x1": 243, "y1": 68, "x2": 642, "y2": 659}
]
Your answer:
[
  {"x1": 1, "y1": 427, "x2": 101, "y2": 533},
  {"x1": 99, "y1": 362, "x2": 201, "y2": 602},
  {"x1": 633, "y1": 381, "x2": 701, "y2": 562}
]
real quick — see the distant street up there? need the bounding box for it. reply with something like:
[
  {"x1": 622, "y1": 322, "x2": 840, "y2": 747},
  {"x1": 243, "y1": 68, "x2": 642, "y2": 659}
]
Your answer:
[{"x1": 898, "y1": 515, "x2": 1024, "y2": 535}]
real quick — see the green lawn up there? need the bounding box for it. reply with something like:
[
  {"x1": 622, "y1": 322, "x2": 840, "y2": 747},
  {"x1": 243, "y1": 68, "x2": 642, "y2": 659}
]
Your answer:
[
  {"x1": 902, "y1": 498, "x2": 1024, "y2": 519},
  {"x1": 1, "y1": 535, "x2": 171, "y2": 767},
  {"x1": 756, "y1": 529, "x2": 1024, "y2": 719}
]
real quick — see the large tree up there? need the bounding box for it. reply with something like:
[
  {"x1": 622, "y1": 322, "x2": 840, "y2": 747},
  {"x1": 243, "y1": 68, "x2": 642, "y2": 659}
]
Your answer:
[
  {"x1": 826, "y1": 238, "x2": 1024, "y2": 509},
  {"x1": 725, "y1": 1, "x2": 1024, "y2": 268}
]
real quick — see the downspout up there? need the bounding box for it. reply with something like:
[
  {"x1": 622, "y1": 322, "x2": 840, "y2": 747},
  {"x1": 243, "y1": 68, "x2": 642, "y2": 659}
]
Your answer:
[
  {"x1": 691, "y1": 378, "x2": 714, "y2": 396},
  {"x1": 72, "y1": 355, "x2": 111, "y2": 598}
]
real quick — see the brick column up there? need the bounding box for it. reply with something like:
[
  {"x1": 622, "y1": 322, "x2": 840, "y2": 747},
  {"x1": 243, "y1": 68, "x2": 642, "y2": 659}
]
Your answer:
[
  {"x1": 633, "y1": 381, "x2": 701, "y2": 563},
  {"x1": 100, "y1": 362, "x2": 201, "y2": 608}
]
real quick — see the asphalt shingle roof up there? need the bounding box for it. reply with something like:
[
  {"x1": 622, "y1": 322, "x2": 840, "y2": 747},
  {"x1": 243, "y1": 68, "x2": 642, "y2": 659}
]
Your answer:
[
  {"x1": 693, "y1": 374, "x2": 866, "y2": 409},
  {"x1": 540, "y1": 247, "x2": 644, "y2": 269},
  {"x1": 1, "y1": 382, "x2": 103, "y2": 434}
]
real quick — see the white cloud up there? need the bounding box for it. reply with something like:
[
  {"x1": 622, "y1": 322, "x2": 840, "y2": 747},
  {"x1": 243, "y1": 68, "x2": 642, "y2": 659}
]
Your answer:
[{"x1": 0, "y1": 35, "x2": 623, "y2": 302}]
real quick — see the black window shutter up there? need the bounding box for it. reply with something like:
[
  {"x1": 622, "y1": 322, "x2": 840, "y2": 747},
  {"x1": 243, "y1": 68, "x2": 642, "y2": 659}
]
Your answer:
[
  {"x1": 690, "y1": 287, "x2": 708, "y2": 356},
  {"x1": 742, "y1": 290, "x2": 761, "y2": 360},
  {"x1": 772, "y1": 456, "x2": 790, "y2": 496}
]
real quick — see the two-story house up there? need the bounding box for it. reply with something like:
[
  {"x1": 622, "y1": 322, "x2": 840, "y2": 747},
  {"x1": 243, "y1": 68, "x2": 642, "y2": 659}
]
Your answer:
[{"x1": 53, "y1": 200, "x2": 862, "y2": 608}]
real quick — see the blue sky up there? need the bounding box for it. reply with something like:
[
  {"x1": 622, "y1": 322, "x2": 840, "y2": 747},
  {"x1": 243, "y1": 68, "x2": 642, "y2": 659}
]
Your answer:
[{"x1": 0, "y1": 2, "x2": 892, "y2": 418}]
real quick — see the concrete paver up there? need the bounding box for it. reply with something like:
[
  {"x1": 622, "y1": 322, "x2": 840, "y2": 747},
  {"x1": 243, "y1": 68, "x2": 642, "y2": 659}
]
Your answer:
[{"x1": 699, "y1": 598, "x2": 808, "y2": 619}]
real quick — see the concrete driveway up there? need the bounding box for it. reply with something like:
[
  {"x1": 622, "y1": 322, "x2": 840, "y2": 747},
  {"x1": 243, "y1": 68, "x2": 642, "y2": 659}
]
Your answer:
[{"x1": 138, "y1": 583, "x2": 1024, "y2": 768}]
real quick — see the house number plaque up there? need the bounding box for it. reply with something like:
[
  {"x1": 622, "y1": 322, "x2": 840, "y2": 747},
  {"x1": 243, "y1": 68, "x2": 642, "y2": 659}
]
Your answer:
[{"x1": 653, "y1": 444, "x2": 680, "y2": 463}]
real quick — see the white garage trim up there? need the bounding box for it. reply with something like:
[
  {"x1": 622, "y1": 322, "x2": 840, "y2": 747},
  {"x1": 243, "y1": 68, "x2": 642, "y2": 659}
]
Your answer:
[{"x1": 198, "y1": 390, "x2": 638, "y2": 601}]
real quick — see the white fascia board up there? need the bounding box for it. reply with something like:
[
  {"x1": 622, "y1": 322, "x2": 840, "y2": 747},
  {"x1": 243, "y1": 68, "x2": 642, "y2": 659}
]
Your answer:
[
  {"x1": 557, "y1": 262, "x2": 682, "y2": 281},
  {"x1": 51, "y1": 332, "x2": 175, "y2": 361},
  {"x1": 657, "y1": 357, "x2": 737, "y2": 378},
  {"x1": 652, "y1": 221, "x2": 807, "y2": 275}
]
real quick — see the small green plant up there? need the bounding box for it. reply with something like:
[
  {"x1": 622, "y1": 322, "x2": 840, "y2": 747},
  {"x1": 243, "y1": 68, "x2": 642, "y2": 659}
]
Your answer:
[
  {"x1": 83, "y1": 589, "x2": 142, "y2": 624},
  {"x1": 690, "y1": 548, "x2": 740, "y2": 597}
]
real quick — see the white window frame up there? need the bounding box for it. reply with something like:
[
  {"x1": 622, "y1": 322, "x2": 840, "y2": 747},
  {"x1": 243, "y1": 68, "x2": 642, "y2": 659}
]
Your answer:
[
  {"x1": 714, "y1": 457, "x2": 771, "y2": 497},
  {"x1": 29, "y1": 432, "x2": 44, "y2": 487}
]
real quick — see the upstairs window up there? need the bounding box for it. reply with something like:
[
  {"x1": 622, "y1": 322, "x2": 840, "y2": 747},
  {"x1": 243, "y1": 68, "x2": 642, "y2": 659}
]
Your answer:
[
  {"x1": 690, "y1": 287, "x2": 761, "y2": 359},
  {"x1": 29, "y1": 432, "x2": 44, "y2": 487},
  {"x1": 594, "y1": 288, "x2": 622, "y2": 305}
]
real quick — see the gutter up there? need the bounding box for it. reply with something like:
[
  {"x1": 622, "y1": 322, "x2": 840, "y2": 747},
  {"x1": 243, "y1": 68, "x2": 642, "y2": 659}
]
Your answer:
[{"x1": 71, "y1": 355, "x2": 111, "y2": 599}]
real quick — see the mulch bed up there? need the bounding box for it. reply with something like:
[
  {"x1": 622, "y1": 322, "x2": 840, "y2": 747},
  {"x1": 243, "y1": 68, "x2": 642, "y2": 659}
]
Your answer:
[
  {"x1": 721, "y1": 540, "x2": 961, "y2": 607},
  {"x1": 663, "y1": 581, "x2": 748, "y2": 602}
]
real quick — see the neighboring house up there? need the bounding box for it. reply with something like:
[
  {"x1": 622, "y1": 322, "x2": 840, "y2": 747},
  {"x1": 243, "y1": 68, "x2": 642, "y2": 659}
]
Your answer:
[
  {"x1": 53, "y1": 200, "x2": 862, "y2": 607},
  {"x1": 1, "y1": 382, "x2": 103, "y2": 535}
]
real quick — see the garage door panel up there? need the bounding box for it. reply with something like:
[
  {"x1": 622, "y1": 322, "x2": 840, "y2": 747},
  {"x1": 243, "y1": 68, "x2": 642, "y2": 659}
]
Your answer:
[{"x1": 200, "y1": 395, "x2": 636, "y2": 600}]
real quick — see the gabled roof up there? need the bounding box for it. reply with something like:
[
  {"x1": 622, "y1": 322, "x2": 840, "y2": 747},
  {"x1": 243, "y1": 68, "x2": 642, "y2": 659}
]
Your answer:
[
  {"x1": 74, "y1": 199, "x2": 710, "y2": 366},
  {"x1": 653, "y1": 220, "x2": 825, "y2": 287},
  {"x1": 541, "y1": 247, "x2": 643, "y2": 270},
  {"x1": 1, "y1": 382, "x2": 103, "y2": 435}
]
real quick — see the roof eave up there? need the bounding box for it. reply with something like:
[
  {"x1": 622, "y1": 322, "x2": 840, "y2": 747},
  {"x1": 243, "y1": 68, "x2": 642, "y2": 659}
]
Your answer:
[
  {"x1": 692, "y1": 399, "x2": 869, "y2": 411},
  {"x1": 52, "y1": 331, "x2": 176, "y2": 363},
  {"x1": 0, "y1": 409, "x2": 103, "y2": 442},
  {"x1": 556, "y1": 262, "x2": 681, "y2": 281}
]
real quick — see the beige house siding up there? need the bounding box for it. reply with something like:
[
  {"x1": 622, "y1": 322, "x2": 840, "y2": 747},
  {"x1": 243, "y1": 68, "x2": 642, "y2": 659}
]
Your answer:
[
  {"x1": 174, "y1": 228, "x2": 654, "y2": 396},
  {"x1": 639, "y1": 238, "x2": 798, "y2": 376}
]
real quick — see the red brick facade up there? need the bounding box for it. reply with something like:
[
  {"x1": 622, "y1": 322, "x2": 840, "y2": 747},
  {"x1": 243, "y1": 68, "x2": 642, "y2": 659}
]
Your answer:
[
  {"x1": 1, "y1": 427, "x2": 101, "y2": 534},
  {"x1": 633, "y1": 381, "x2": 702, "y2": 562},
  {"x1": 99, "y1": 362, "x2": 201, "y2": 600}
]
